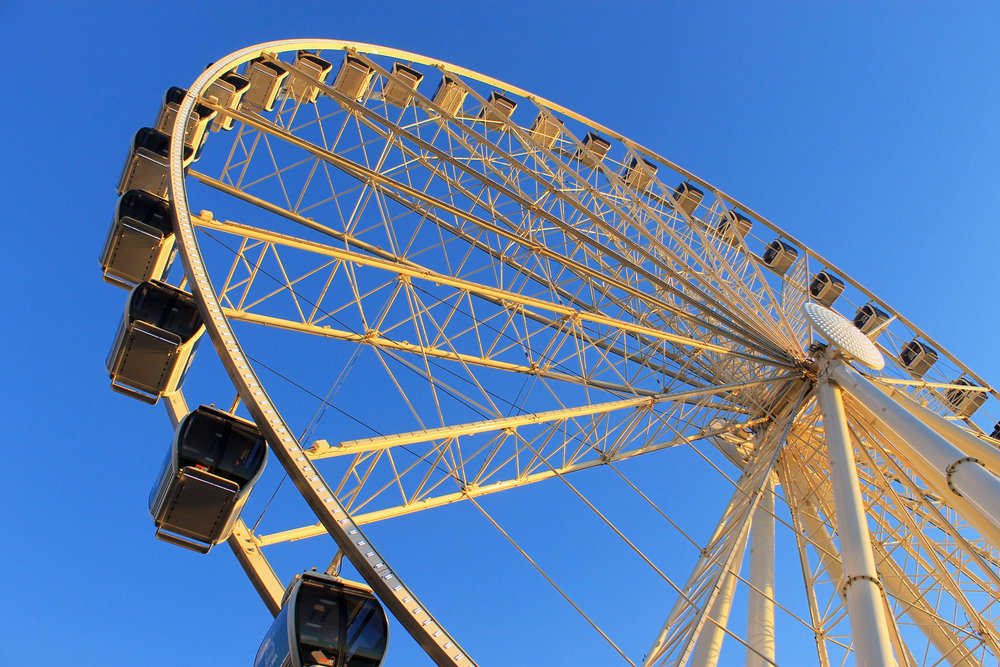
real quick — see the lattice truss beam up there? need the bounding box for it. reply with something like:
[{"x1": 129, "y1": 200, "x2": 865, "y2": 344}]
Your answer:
[
  {"x1": 190, "y1": 54, "x2": 804, "y2": 376},
  {"x1": 177, "y1": 49, "x2": 1000, "y2": 667}
]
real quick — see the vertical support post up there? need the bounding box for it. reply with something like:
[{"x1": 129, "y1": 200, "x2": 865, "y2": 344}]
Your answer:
[
  {"x1": 829, "y1": 361, "x2": 1000, "y2": 542},
  {"x1": 688, "y1": 536, "x2": 749, "y2": 666},
  {"x1": 746, "y1": 474, "x2": 775, "y2": 667},
  {"x1": 816, "y1": 378, "x2": 897, "y2": 667}
]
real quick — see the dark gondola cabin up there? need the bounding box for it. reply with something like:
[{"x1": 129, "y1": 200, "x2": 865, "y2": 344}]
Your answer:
[
  {"x1": 762, "y1": 239, "x2": 797, "y2": 275},
  {"x1": 808, "y1": 271, "x2": 844, "y2": 308},
  {"x1": 717, "y1": 210, "x2": 752, "y2": 247},
  {"x1": 117, "y1": 127, "x2": 191, "y2": 198},
  {"x1": 154, "y1": 86, "x2": 217, "y2": 154},
  {"x1": 99, "y1": 190, "x2": 175, "y2": 289},
  {"x1": 149, "y1": 406, "x2": 266, "y2": 553},
  {"x1": 106, "y1": 280, "x2": 203, "y2": 403},
  {"x1": 622, "y1": 156, "x2": 658, "y2": 192},
  {"x1": 899, "y1": 339, "x2": 938, "y2": 378},
  {"x1": 573, "y1": 131, "x2": 611, "y2": 169},
  {"x1": 853, "y1": 303, "x2": 890, "y2": 335},
  {"x1": 672, "y1": 182, "x2": 704, "y2": 217},
  {"x1": 944, "y1": 378, "x2": 988, "y2": 418},
  {"x1": 255, "y1": 572, "x2": 389, "y2": 667}
]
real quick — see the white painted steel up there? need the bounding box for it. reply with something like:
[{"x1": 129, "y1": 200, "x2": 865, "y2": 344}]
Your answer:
[
  {"x1": 830, "y1": 361, "x2": 1000, "y2": 544},
  {"x1": 168, "y1": 40, "x2": 477, "y2": 667},
  {"x1": 746, "y1": 475, "x2": 775, "y2": 667},
  {"x1": 816, "y1": 379, "x2": 898, "y2": 667},
  {"x1": 143, "y1": 36, "x2": 1000, "y2": 667},
  {"x1": 804, "y1": 302, "x2": 885, "y2": 370},
  {"x1": 875, "y1": 381, "x2": 1000, "y2": 475}
]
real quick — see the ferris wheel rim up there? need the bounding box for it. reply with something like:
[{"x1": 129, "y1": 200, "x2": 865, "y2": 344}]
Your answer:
[{"x1": 163, "y1": 39, "x2": 999, "y2": 666}]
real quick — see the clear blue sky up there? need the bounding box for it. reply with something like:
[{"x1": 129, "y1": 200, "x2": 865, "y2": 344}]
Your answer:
[{"x1": 1, "y1": 2, "x2": 998, "y2": 666}]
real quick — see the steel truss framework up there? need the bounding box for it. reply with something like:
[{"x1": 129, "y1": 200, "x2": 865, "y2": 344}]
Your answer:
[{"x1": 143, "y1": 39, "x2": 1000, "y2": 666}]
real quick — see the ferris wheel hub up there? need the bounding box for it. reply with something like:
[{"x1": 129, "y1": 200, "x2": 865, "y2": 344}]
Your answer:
[{"x1": 803, "y1": 302, "x2": 885, "y2": 370}]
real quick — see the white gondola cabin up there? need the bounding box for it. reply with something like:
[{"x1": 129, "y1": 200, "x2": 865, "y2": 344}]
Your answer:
[
  {"x1": 762, "y1": 239, "x2": 798, "y2": 275},
  {"x1": 672, "y1": 182, "x2": 704, "y2": 217},
  {"x1": 477, "y1": 91, "x2": 517, "y2": 129},
  {"x1": 286, "y1": 51, "x2": 333, "y2": 104},
  {"x1": 430, "y1": 75, "x2": 467, "y2": 116},
  {"x1": 574, "y1": 132, "x2": 611, "y2": 169},
  {"x1": 382, "y1": 62, "x2": 423, "y2": 108},
  {"x1": 899, "y1": 339, "x2": 938, "y2": 377},
  {"x1": 204, "y1": 70, "x2": 250, "y2": 131},
  {"x1": 99, "y1": 190, "x2": 175, "y2": 289},
  {"x1": 809, "y1": 271, "x2": 844, "y2": 307},
  {"x1": 149, "y1": 405, "x2": 267, "y2": 553},
  {"x1": 332, "y1": 54, "x2": 375, "y2": 103},
  {"x1": 244, "y1": 58, "x2": 289, "y2": 112},
  {"x1": 106, "y1": 280, "x2": 204, "y2": 404},
  {"x1": 255, "y1": 572, "x2": 389, "y2": 667},
  {"x1": 154, "y1": 87, "x2": 216, "y2": 153},
  {"x1": 528, "y1": 112, "x2": 562, "y2": 149},
  {"x1": 117, "y1": 127, "x2": 192, "y2": 198}
]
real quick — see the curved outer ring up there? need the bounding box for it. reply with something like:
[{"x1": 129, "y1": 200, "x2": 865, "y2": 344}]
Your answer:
[
  {"x1": 169, "y1": 39, "x2": 477, "y2": 667},
  {"x1": 169, "y1": 39, "x2": 996, "y2": 665}
]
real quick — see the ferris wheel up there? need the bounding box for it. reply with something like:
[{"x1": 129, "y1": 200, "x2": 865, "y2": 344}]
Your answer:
[{"x1": 99, "y1": 39, "x2": 1000, "y2": 666}]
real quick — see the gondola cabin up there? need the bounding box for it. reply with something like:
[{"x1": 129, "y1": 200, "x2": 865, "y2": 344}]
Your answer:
[
  {"x1": 477, "y1": 91, "x2": 517, "y2": 129},
  {"x1": 286, "y1": 51, "x2": 333, "y2": 104},
  {"x1": 154, "y1": 87, "x2": 216, "y2": 154},
  {"x1": 106, "y1": 280, "x2": 204, "y2": 404},
  {"x1": 808, "y1": 271, "x2": 844, "y2": 307},
  {"x1": 431, "y1": 75, "x2": 467, "y2": 116},
  {"x1": 761, "y1": 239, "x2": 797, "y2": 275},
  {"x1": 622, "y1": 156, "x2": 658, "y2": 192},
  {"x1": 244, "y1": 58, "x2": 289, "y2": 112},
  {"x1": 899, "y1": 339, "x2": 938, "y2": 377},
  {"x1": 529, "y1": 113, "x2": 563, "y2": 150},
  {"x1": 99, "y1": 190, "x2": 175, "y2": 288},
  {"x1": 853, "y1": 303, "x2": 889, "y2": 335},
  {"x1": 717, "y1": 210, "x2": 753, "y2": 247},
  {"x1": 149, "y1": 406, "x2": 266, "y2": 553},
  {"x1": 255, "y1": 572, "x2": 389, "y2": 667},
  {"x1": 332, "y1": 54, "x2": 375, "y2": 103},
  {"x1": 574, "y1": 132, "x2": 611, "y2": 169},
  {"x1": 944, "y1": 378, "x2": 988, "y2": 418},
  {"x1": 382, "y1": 62, "x2": 423, "y2": 108},
  {"x1": 204, "y1": 70, "x2": 250, "y2": 132},
  {"x1": 991, "y1": 423, "x2": 1000, "y2": 440},
  {"x1": 672, "y1": 182, "x2": 704, "y2": 217},
  {"x1": 116, "y1": 127, "x2": 192, "y2": 198}
]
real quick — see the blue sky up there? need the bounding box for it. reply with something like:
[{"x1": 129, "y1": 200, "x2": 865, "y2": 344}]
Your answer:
[{"x1": 1, "y1": 2, "x2": 998, "y2": 666}]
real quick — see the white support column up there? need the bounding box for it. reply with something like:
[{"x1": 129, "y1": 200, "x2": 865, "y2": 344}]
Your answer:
[
  {"x1": 689, "y1": 536, "x2": 749, "y2": 666},
  {"x1": 746, "y1": 475, "x2": 775, "y2": 667},
  {"x1": 816, "y1": 378, "x2": 898, "y2": 667},
  {"x1": 875, "y1": 381, "x2": 1000, "y2": 476},
  {"x1": 830, "y1": 362, "x2": 1000, "y2": 542}
]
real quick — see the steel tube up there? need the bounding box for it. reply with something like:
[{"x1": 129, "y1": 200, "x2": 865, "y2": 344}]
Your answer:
[
  {"x1": 830, "y1": 362, "x2": 1000, "y2": 538},
  {"x1": 816, "y1": 379, "x2": 898, "y2": 667},
  {"x1": 746, "y1": 475, "x2": 776, "y2": 667}
]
